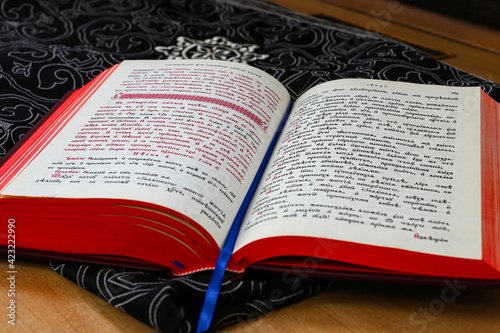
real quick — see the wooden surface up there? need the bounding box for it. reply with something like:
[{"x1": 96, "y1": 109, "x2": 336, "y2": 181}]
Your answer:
[
  {"x1": 270, "y1": 0, "x2": 500, "y2": 83},
  {"x1": 0, "y1": 259, "x2": 157, "y2": 332},
  {"x1": 3, "y1": 259, "x2": 500, "y2": 332},
  {"x1": 223, "y1": 280, "x2": 500, "y2": 333},
  {"x1": 2, "y1": 0, "x2": 500, "y2": 332}
]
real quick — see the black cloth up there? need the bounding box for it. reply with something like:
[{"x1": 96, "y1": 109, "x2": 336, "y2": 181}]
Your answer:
[
  {"x1": 1, "y1": 0, "x2": 499, "y2": 332},
  {"x1": 50, "y1": 262, "x2": 333, "y2": 332}
]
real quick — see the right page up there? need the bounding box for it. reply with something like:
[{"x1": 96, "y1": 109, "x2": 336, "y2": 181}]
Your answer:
[{"x1": 234, "y1": 79, "x2": 483, "y2": 264}]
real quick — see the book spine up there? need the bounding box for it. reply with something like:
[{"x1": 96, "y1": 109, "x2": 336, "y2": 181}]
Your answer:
[{"x1": 196, "y1": 99, "x2": 293, "y2": 332}]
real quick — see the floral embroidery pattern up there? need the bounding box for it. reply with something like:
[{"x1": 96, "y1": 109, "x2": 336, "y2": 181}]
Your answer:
[{"x1": 155, "y1": 36, "x2": 269, "y2": 63}]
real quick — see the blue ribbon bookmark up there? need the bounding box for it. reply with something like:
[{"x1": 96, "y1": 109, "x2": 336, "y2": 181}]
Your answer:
[
  {"x1": 196, "y1": 204, "x2": 247, "y2": 333},
  {"x1": 196, "y1": 102, "x2": 292, "y2": 332}
]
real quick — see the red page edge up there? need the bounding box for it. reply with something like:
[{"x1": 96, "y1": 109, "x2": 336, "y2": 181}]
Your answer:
[
  {"x1": 0, "y1": 91, "x2": 73, "y2": 169},
  {"x1": 0, "y1": 64, "x2": 121, "y2": 192},
  {"x1": 481, "y1": 90, "x2": 500, "y2": 272}
]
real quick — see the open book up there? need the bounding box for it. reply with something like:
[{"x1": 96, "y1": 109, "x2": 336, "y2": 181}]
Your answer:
[{"x1": 1, "y1": 59, "x2": 499, "y2": 283}]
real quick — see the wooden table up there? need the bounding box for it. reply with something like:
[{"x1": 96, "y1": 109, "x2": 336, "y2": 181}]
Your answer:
[
  {"x1": 2, "y1": 1, "x2": 500, "y2": 332},
  {"x1": 274, "y1": 0, "x2": 500, "y2": 84},
  {"x1": 3, "y1": 258, "x2": 500, "y2": 332}
]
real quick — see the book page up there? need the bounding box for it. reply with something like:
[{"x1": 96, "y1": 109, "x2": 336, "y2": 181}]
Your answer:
[
  {"x1": 235, "y1": 79, "x2": 482, "y2": 259},
  {"x1": 1, "y1": 60, "x2": 290, "y2": 247}
]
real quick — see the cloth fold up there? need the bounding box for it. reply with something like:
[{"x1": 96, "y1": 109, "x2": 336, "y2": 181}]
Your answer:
[{"x1": 50, "y1": 262, "x2": 334, "y2": 332}]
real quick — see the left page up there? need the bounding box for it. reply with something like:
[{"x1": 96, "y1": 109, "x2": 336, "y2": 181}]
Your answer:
[{"x1": 0, "y1": 59, "x2": 291, "y2": 248}]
